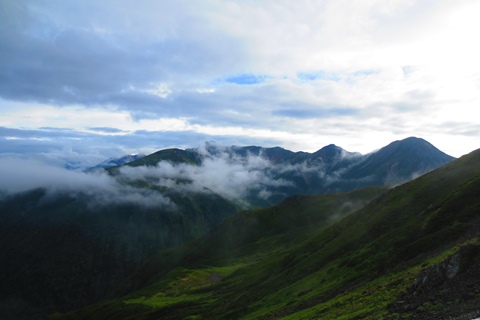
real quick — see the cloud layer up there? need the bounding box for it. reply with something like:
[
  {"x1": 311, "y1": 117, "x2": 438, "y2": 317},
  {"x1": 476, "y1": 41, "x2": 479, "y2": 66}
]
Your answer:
[
  {"x1": 0, "y1": 157, "x2": 175, "y2": 208},
  {"x1": 117, "y1": 149, "x2": 295, "y2": 205},
  {"x1": 0, "y1": 144, "x2": 335, "y2": 209},
  {"x1": 1, "y1": 0, "x2": 479, "y2": 161}
]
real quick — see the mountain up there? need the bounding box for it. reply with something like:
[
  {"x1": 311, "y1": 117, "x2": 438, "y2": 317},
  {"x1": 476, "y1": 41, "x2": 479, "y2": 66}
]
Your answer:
[
  {"x1": 57, "y1": 147, "x2": 480, "y2": 320},
  {"x1": 340, "y1": 137, "x2": 455, "y2": 186},
  {"x1": 85, "y1": 154, "x2": 145, "y2": 172},
  {"x1": 123, "y1": 148, "x2": 201, "y2": 167},
  {"x1": 0, "y1": 189, "x2": 238, "y2": 320},
  {"x1": 0, "y1": 137, "x2": 455, "y2": 319},
  {"x1": 119, "y1": 137, "x2": 454, "y2": 205}
]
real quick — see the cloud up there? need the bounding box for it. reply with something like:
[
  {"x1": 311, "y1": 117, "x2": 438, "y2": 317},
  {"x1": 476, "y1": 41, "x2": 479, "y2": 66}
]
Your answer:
[
  {"x1": 0, "y1": 0, "x2": 246, "y2": 106},
  {"x1": 2, "y1": 0, "x2": 468, "y2": 110},
  {"x1": 112, "y1": 142, "x2": 367, "y2": 206},
  {"x1": 0, "y1": 157, "x2": 109, "y2": 194},
  {"x1": 117, "y1": 147, "x2": 295, "y2": 206},
  {"x1": 0, "y1": 145, "x2": 328, "y2": 210},
  {"x1": 272, "y1": 107, "x2": 359, "y2": 119},
  {"x1": 87, "y1": 127, "x2": 128, "y2": 134},
  {"x1": 0, "y1": 0, "x2": 479, "y2": 159},
  {"x1": 0, "y1": 126, "x2": 130, "y2": 169},
  {"x1": 110, "y1": 140, "x2": 383, "y2": 209},
  {"x1": 0, "y1": 124, "x2": 289, "y2": 170},
  {"x1": 0, "y1": 157, "x2": 175, "y2": 208}
]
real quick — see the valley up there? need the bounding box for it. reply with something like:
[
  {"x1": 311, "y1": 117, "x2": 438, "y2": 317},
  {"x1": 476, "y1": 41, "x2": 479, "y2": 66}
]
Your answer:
[
  {"x1": 57, "y1": 146, "x2": 480, "y2": 319},
  {"x1": 1, "y1": 137, "x2": 474, "y2": 319}
]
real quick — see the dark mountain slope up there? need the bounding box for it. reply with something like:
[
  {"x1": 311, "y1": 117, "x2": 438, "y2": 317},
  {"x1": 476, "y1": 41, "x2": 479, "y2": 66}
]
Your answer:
[
  {"x1": 340, "y1": 137, "x2": 455, "y2": 186},
  {"x1": 117, "y1": 137, "x2": 454, "y2": 201},
  {"x1": 58, "y1": 148, "x2": 480, "y2": 320},
  {"x1": 124, "y1": 148, "x2": 201, "y2": 168},
  {"x1": 121, "y1": 186, "x2": 387, "y2": 294},
  {"x1": 0, "y1": 137, "x2": 456, "y2": 319},
  {"x1": 0, "y1": 189, "x2": 238, "y2": 320},
  {"x1": 205, "y1": 144, "x2": 300, "y2": 164},
  {"x1": 311, "y1": 143, "x2": 360, "y2": 167},
  {"x1": 85, "y1": 154, "x2": 145, "y2": 172}
]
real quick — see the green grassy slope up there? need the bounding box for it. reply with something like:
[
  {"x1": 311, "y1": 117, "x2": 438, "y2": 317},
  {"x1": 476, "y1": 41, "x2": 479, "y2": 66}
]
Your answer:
[
  {"x1": 58, "y1": 149, "x2": 480, "y2": 320},
  {"x1": 55, "y1": 187, "x2": 387, "y2": 320}
]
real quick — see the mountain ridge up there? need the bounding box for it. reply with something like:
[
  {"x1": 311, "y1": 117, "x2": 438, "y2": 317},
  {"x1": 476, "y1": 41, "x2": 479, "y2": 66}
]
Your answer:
[
  {"x1": 116, "y1": 136, "x2": 454, "y2": 202},
  {"x1": 0, "y1": 137, "x2": 457, "y2": 319},
  {"x1": 342, "y1": 137, "x2": 455, "y2": 183},
  {"x1": 85, "y1": 154, "x2": 145, "y2": 172},
  {"x1": 58, "y1": 147, "x2": 480, "y2": 320}
]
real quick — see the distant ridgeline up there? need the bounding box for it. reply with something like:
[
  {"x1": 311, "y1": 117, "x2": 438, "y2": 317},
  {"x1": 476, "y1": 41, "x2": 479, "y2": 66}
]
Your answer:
[
  {"x1": 109, "y1": 136, "x2": 454, "y2": 207},
  {"x1": 57, "y1": 145, "x2": 480, "y2": 320},
  {"x1": 0, "y1": 137, "x2": 455, "y2": 319}
]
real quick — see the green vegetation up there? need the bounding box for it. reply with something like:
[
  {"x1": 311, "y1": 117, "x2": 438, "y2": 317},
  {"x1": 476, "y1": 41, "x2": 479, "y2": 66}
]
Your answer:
[
  {"x1": 56, "y1": 149, "x2": 480, "y2": 319},
  {"x1": 0, "y1": 186, "x2": 238, "y2": 319},
  {"x1": 0, "y1": 138, "x2": 464, "y2": 319},
  {"x1": 123, "y1": 148, "x2": 201, "y2": 167}
]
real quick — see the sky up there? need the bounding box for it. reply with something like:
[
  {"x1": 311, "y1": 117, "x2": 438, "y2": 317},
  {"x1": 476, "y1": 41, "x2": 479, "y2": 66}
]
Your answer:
[{"x1": 1, "y1": 0, "x2": 480, "y2": 169}]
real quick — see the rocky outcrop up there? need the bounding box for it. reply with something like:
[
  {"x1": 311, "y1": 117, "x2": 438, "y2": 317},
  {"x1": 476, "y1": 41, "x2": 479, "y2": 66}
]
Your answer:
[{"x1": 389, "y1": 244, "x2": 480, "y2": 319}]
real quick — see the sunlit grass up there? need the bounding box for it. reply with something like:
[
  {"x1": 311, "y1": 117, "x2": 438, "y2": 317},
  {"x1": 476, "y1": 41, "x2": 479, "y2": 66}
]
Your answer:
[{"x1": 123, "y1": 264, "x2": 246, "y2": 309}]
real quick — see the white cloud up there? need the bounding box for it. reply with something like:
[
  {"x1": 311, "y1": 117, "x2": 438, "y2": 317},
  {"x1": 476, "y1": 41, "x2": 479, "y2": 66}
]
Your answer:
[
  {"x1": 0, "y1": 157, "x2": 175, "y2": 208},
  {"x1": 0, "y1": 0, "x2": 479, "y2": 159},
  {"x1": 0, "y1": 146, "x2": 306, "y2": 208},
  {"x1": 117, "y1": 148, "x2": 295, "y2": 206}
]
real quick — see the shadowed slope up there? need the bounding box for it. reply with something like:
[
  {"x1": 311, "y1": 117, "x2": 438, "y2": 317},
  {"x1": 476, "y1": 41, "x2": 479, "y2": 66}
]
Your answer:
[{"x1": 58, "y1": 148, "x2": 480, "y2": 320}]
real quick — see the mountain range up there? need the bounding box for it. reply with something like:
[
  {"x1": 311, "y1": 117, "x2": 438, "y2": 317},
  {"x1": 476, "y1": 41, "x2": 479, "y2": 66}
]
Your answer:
[
  {"x1": 113, "y1": 137, "x2": 454, "y2": 206},
  {"x1": 0, "y1": 137, "x2": 457, "y2": 319},
  {"x1": 56, "y1": 144, "x2": 480, "y2": 319},
  {"x1": 85, "y1": 154, "x2": 145, "y2": 172}
]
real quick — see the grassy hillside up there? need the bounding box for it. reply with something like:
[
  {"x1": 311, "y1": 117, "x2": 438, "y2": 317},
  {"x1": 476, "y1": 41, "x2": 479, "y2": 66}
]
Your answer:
[
  {"x1": 0, "y1": 138, "x2": 458, "y2": 319},
  {"x1": 0, "y1": 188, "x2": 238, "y2": 320},
  {"x1": 58, "y1": 148, "x2": 480, "y2": 319}
]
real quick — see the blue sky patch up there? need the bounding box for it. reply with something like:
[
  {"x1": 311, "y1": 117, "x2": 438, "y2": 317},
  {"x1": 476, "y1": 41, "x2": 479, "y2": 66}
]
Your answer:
[
  {"x1": 298, "y1": 70, "x2": 377, "y2": 82},
  {"x1": 224, "y1": 74, "x2": 268, "y2": 85},
  {"x1": 297, "y1": 71, "x2": 342, "y2": 81},
  {"x1": 352, "y1": 69, "x2": 377, "y2": 77}
]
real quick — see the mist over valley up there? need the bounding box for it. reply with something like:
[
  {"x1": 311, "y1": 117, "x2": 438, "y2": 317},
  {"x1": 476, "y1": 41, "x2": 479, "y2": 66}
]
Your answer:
[{"x1": 0, "y1": 137, "x2": 470, "y2": 319}]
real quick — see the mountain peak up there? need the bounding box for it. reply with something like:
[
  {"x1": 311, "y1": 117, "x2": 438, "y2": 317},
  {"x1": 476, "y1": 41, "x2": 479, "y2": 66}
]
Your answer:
[
  {"x1": 382, "y1": 137, "x2": 452, "y2": 158},
  {"x1": 389, "y1": 136, "x2": 430, "y2": 148},
  {"x1": 313, "y1": 144, "x2": 344, "y2": 158},
  {"x1": 343, "y1": 136, "x2": 455, "y2": 185},
  {"x1": 321, "y1": 143, "x2": 342, "y2": 151}
]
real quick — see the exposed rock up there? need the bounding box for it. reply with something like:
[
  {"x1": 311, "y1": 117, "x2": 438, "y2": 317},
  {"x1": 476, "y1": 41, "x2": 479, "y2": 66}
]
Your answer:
[{"x1": 389, "y1": 244, "x2": 480, "y2": 318}]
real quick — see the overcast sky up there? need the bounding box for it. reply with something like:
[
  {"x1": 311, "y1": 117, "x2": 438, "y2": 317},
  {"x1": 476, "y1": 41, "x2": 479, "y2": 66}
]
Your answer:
[{"x1": 1, "y1": 0, "x2": 479, "y2": 168}]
